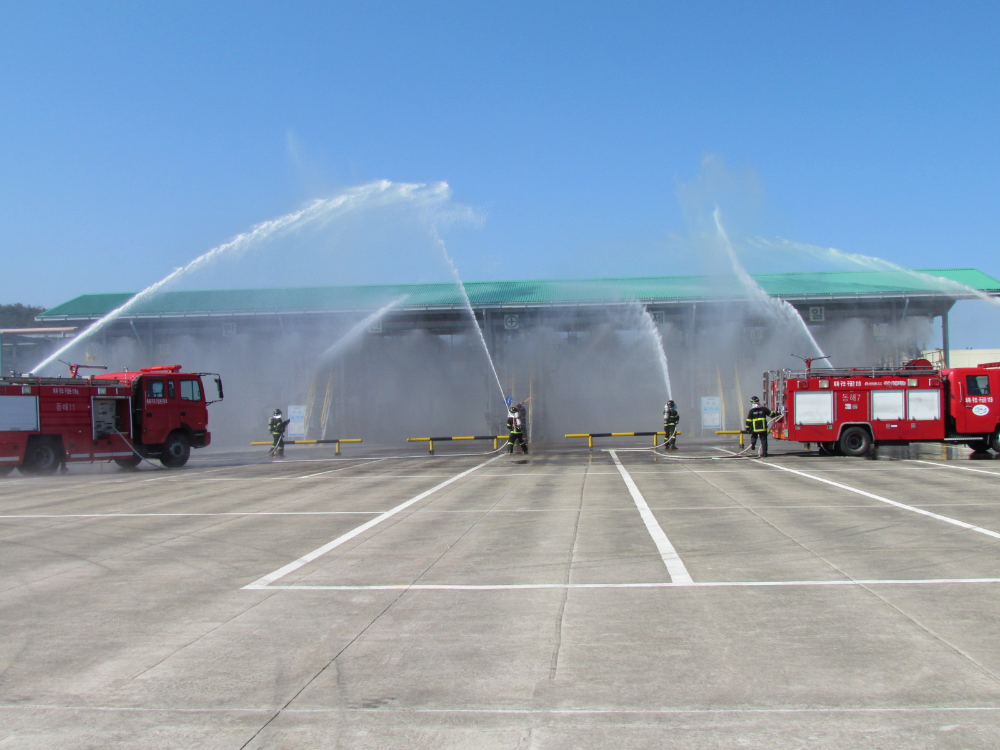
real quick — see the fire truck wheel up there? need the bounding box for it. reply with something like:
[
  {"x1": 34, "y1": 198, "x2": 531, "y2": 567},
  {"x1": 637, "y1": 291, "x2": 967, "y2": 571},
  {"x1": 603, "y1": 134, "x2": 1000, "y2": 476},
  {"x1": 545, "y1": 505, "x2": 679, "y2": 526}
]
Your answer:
[
  {"x1": 160, "y1": 432, "x2": 191, "y2": 468},
  {"x1": 967, "y1": 440, "x2": 991, "y2": 454},
  {"x1": 839, "y1": 427, "x2": 872, "y2": 457},
  {"x1": 990, "y1": 429, "x2": 1000, "y2": 453},
  {"x1": 115, "y1": 455, "x2": 143, "y2": 469},
  {"x1": 20, "y1": 438, "x2": 61, "y2": 475}
]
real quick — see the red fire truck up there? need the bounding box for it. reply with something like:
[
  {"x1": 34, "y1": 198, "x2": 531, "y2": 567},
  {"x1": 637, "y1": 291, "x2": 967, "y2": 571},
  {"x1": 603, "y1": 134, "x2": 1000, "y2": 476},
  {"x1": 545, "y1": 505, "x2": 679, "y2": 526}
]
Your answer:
[
  {"x1": 0, "y1": 365, "x2": 223, "y2": 475},
  {"x1": 764, "y1": 359, "x2": 1000, "y2": 456}
]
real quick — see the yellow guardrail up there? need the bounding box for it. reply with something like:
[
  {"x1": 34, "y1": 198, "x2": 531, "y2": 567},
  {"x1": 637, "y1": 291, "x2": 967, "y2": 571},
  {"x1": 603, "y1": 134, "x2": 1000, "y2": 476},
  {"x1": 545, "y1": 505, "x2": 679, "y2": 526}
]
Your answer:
[
  {"x1": 565, "y1": 431, "x2": 678, "y2": 449},
  {"x1": 250, "y1": 438, "x2": 362, "y2": 455},
  {"x1": 407, "y1": 435, "x2": 508, "y2": 454}
]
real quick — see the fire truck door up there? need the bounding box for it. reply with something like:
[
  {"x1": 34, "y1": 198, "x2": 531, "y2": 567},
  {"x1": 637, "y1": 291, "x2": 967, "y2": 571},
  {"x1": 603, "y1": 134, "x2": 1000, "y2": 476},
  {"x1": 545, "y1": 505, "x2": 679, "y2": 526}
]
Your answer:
[
  {"x1": 178, "y1": 378, "x2": 206, "y2": 431},
  {"x1": 957, "y1": 372, "x2": 996, "y2": 433},
  {"x1": 140, "y1": 377, "x2": 172, "y2": 444}
]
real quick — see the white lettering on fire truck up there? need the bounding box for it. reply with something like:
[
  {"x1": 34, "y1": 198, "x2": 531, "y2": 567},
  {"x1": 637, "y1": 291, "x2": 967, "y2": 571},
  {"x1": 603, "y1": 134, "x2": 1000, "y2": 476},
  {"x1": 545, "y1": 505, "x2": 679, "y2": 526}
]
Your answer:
[
  {"x1": 832, "y1": 379, "x2": 907, "y2": 388},
  {"x1": 146, "y1": 398, "x2": 168, "y2": 405},
  {"x1": 52, "y1": 387, "x2": 80, "y2": 395},
  {"x1": 55, "y1": 403, "x2": 76, "y2": 411},
  {"x1": 966, "y1": 396, "x2": 994, "y2": 404}
]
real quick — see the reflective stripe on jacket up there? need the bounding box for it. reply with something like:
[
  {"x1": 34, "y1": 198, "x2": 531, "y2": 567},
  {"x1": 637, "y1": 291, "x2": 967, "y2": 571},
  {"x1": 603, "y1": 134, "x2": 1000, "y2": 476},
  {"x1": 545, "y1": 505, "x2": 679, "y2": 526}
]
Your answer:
[{"x1": 745, "y1": 406, "x2": 774, "y2": 433}]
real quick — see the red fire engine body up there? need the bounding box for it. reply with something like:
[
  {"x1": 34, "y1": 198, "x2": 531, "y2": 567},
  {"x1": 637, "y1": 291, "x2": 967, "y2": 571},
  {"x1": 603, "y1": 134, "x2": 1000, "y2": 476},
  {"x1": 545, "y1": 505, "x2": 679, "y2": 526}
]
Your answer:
[
  {"x1": 764, "y1": 359, "x2": 1000, "y2": 456},
  {"x1": 0, "y1": 365, "x2": 223, "y2": 475}
]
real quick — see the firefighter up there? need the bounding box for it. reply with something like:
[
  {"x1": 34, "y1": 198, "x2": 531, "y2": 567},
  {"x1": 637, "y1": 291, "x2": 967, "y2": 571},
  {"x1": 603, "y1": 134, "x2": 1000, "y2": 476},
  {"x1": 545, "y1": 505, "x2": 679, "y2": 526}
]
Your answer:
[
  {"x1": 268, "y1": 408, "x2": 289, "y2": 458},
  {"x1": 662, "y1": 400, "x2": 679, "y2": 450},
  {"x1": 745, "y1": 396, "x2": 778, "y2": 457},
  {"x1": 515, "y1": 401, "x2": 528, "y2": 436},
  {"x1": 507, "y1": 406, "x2": 528, "y2": 454}
]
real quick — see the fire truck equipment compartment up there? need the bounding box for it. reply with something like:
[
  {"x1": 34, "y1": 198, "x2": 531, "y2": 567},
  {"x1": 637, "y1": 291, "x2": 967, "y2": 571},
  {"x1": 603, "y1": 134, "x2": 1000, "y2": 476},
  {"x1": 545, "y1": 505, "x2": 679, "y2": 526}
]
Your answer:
[
  {"x1": 0, "y1": 395, "x2": 40, "y2": 431},
  {"x1": 794, "y1": 392, "x2": 833, "y2": 425}
]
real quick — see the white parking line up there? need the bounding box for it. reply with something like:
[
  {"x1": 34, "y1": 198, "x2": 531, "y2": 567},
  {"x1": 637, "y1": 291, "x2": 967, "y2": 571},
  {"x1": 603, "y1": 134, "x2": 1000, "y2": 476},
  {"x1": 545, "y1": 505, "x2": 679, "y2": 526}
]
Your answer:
[
  {"x1": 299, "y1": 457, "x2": 386, "y2": 479},
  {"x1": 243, "y1": 455, "x2": 503, "y2": 590},
  {"x1": 909, "y1": 460, "x2": 1000, "y2": 477},
  {"x1": 8, "y1": 502, "x2": 999, "y2": 521},
  {"x1": 261, "y1": 577, "x2": 1000, "y2": 591},
  {"x1": 6, "y1": 702, "x2": 1000, "y2": 715},
  {"x1": 608, "y1": 450, "x2": 692, "y2": 584},
  {"x1": 759, "y1": 461, "x2": 1000, "y2": 541}
]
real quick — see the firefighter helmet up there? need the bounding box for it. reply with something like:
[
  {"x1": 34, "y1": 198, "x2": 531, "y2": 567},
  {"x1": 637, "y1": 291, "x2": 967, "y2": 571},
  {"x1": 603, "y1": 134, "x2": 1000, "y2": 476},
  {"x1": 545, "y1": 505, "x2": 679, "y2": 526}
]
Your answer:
[
  {"x1": 274, "y1": 408, "x2": 282, "y2": 415},
  {"x1": 750, "y1": 396, "x2": 760, "y2": 403},
  {"x1": 667, "y1": 400, "x2": 675, "y2": 407}
]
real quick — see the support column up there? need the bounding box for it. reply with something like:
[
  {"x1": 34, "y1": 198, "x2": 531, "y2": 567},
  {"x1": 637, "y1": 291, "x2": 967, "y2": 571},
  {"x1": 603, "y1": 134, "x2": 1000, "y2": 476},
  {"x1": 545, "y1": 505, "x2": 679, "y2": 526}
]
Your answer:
[{"x1": 941, "y1": 307, "x2": 950, "y2": 368}]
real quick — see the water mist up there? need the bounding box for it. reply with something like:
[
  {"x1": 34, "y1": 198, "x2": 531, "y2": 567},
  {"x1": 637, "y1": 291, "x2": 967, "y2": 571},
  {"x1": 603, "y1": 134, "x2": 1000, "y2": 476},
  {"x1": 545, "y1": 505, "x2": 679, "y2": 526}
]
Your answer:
[
  {"x1": 714, "y1": 208, "x2": 830, "y2": 363},
  {"x1": 33, "y1": 181, "x2": 463, "y2": 374}
]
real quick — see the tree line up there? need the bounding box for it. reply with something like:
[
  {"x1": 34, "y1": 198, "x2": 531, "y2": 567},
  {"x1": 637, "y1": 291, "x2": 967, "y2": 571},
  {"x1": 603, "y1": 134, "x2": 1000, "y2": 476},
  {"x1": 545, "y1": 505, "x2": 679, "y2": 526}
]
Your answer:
[{"x1": 0, "y1": 303, "x2": 48, "y2": 329}]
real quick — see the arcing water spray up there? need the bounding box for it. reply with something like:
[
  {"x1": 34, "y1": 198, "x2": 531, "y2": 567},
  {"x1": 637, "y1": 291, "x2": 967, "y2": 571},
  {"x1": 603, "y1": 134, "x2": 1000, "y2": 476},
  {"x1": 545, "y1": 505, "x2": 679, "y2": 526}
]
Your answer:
[
  {"x1": 714, "y1": 208, "x2": 830, "y2": 363},
  {"x1": 33, "y1": 181, "x2": 464, "y2": 374}
]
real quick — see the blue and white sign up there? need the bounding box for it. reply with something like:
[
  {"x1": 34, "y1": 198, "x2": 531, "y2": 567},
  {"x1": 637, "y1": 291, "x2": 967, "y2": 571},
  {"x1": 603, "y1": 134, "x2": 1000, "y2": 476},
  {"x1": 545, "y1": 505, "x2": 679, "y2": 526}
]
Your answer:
[
  {"x1": 701, "y1": 397, "x2": 722, "y2": 429},
  {"x1": 288, "y1": 405, "x2": 306, "y2": 440}
]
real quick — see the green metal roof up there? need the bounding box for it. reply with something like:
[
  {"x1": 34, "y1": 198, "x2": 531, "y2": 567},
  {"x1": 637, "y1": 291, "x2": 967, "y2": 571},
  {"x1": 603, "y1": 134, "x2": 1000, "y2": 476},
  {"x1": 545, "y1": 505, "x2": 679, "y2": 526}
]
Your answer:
[{"x1": 38, "y1": 268, "x2": 1000, "y2": 320}]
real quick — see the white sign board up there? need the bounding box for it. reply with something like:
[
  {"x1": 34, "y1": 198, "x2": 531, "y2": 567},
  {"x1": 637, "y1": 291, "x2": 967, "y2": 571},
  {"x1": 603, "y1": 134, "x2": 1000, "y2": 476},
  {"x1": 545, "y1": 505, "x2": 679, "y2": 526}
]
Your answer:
[
  {"x1": 287, "y1": 405, "x2": 306, "y2": 440},
  {"x1": 701, "y1": 397, "x2": 721, "y2": 429},
  {"x1": 0, "y1": 395, "x2": 39, "y2": 431}
]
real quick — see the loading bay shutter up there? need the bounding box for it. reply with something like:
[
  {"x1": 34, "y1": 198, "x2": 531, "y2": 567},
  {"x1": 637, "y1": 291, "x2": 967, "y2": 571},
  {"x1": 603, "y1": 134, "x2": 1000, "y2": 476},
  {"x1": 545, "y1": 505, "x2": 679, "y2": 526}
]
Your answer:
[{"x1": 0, "y1": 395, "x2": 39, "y2": 431}]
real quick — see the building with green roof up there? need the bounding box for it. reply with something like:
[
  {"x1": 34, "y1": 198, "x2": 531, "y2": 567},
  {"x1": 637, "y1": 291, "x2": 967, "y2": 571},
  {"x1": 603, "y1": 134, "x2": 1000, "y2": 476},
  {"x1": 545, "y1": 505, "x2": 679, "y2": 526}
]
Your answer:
[
  {"x1": 16, "y1": 267, "x2": 999, "y2": 445},
  {"x1": 37, "y1": 268, "x2": 1000, "y2": 321},
  {"x1": 33, "y1": 267, "x2": 1000, "y2": 367}
]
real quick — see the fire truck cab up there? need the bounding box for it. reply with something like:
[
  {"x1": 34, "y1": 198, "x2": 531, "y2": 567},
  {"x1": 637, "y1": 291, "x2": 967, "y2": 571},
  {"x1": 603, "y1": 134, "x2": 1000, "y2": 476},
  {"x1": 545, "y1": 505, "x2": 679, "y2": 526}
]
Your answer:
[
  {"x1": 0, "y1": 365, "x2": 222, "y2": 475},
  {"x1": 764, "y1": 359, "x2": 1000, "y2": 456}
]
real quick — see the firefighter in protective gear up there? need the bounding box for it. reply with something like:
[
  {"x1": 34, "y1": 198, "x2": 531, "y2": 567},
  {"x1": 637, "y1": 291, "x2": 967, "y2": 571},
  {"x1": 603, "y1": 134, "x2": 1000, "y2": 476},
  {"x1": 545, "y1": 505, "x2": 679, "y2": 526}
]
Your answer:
[
  {"x1": 662, "y1": 400, "x2": 679, "y2": 450},
  {"x1": 268, "y1": 408, "x2": 290, "y2": 458},
  {"x1": 507, "y1": 406, "x2": 528, "y2": 454},
  {"x1": 745, "y1": 396, "x2": 778, "y2": 457},
  {"x1": 515, "y1": 401, "x2": 528, "y2": 435}
]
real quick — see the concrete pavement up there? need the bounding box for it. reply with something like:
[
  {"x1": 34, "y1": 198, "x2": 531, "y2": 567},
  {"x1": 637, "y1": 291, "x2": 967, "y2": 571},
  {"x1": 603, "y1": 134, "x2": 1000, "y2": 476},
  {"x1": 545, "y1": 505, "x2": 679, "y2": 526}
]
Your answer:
[{"x1": 2, "y1": 441, "x2": 1000, "y2": 748}]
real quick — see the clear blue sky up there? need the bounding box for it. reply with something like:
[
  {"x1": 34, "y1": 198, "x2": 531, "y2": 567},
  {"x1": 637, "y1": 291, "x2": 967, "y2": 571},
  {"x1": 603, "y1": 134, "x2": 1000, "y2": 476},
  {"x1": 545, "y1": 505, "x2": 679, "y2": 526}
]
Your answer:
[{"x1": 2, "y1": 1, "x2": 999, "y2": 331}]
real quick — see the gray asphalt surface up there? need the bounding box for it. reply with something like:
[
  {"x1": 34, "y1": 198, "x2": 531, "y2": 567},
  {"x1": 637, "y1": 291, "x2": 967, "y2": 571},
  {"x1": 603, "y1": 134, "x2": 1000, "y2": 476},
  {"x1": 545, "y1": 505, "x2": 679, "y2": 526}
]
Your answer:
[{"x1": 2, "y1": 439, "x2": 1000, "y2": 748}]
